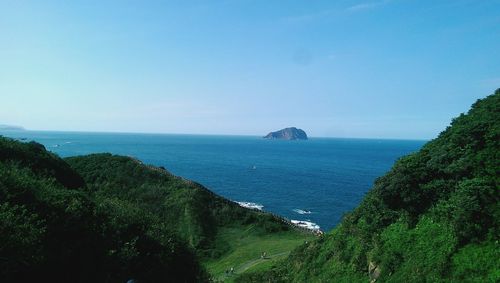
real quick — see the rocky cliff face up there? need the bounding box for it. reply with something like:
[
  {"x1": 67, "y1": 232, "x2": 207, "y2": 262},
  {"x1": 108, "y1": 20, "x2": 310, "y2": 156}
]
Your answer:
[{"x1": 263, "y1": 127, "x2": 308, "y2": 140}]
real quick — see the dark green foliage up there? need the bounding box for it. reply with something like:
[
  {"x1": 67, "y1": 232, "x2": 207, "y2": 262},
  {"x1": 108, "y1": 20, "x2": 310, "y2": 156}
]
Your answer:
[
  {"x1": 239, "y1": 90, "x2": 500, "y2": 282},
  {"x1": 0, "y1": 202, "x2": 45, "y2": 276},
  {"x1": 0, "y1": 133, "x2": 291, "y2": 281},
  {"x1": 0, "y1": 139, "x2": 84, "y2": 188},
  {"x1": 0, "y1": 137, "x2": 208, "y2": 282},
  {"x1": 66, "y1": 154, "x2": 290, "y2": 257},
  {"x1": 431, "y1": 178, "x2": 499, "y2": 244},
  {"x1": 372, "y1": 217, "x2": 457, "y2": 282},
  {"x1": 0, "y1": 160, "x2": 104, "y2": 281},
  {"x1": 451, "y1": 241, "x2": 500, "y2": 282}
]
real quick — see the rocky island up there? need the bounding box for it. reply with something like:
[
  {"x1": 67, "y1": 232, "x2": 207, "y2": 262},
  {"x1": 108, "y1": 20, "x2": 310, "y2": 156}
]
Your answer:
[{"x1": 264, "y1": 127, "x2": 308, "y2": 140}]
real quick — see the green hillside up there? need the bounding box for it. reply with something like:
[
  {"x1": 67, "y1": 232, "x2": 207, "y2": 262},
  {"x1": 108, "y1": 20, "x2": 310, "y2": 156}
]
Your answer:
[
  {"x1": 0, "y1": 138, "x2": 207, "y2": 282},
  {"x1": 66, "y1": 154, "x2": 293, "y2": 254},
  {"x1": 0, "y1": 135, "x2": 311, "y2": 282},
  {"x1": 65, "y1": 154, "x2": 313, "y2": 280},
  {"x1": 237, "y1": 90, "x2": 500, "y2": 282}
]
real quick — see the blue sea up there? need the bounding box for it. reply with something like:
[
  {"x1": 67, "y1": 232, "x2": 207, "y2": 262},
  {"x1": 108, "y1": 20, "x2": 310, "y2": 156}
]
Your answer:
[{"x1": 0, "y1": 130, "x2": 425, "y2": 231}]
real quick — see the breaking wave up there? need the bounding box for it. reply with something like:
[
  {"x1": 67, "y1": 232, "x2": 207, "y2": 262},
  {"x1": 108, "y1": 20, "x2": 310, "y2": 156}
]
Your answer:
[
  {"x1": 236, "y1": 201, "x2": 264, "y2": 211},
  {"x1": 293, "y1": 209, "x2": 312, "y2": 215},
  {"x1": 291, "y1": 220, "x2": 321, "y2": 231}
]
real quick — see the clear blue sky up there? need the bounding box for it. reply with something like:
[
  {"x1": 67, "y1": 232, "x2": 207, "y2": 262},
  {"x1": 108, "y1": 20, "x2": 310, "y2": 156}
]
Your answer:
[{"x1": 1, "y1": 0, "x2": 499, "y2": 139}]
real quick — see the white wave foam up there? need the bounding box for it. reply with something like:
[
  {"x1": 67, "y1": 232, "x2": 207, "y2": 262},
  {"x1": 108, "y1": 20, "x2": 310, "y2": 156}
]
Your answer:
[
  {"x1": 293, "y1": 209, "x2": 312, "y2": 215},
  {"x1": 236, "y1": 201, "x2": 264, "y2": 211},
  {"x1": 291, "y1": 220, "x2": 321, "y2": 231}
]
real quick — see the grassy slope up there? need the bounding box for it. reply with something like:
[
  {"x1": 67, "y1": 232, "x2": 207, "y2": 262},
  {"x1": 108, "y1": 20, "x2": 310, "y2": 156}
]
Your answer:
[
  {"x1": 205, "y1": 225, "x2": 314, "y2": 282},
  {"x1": 237, "y1": 90, "x2": 500, "y2": 282},
  {"x1": 66, "y1": 154, "x2": 312, "y2": 280}
]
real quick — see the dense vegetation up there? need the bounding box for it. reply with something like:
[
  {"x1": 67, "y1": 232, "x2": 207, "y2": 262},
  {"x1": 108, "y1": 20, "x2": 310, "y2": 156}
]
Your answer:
[
  {"x1": 66, "y1": 154, "x2": 292, "y2": 258},
  {"x1": 237, "y1": 90, "x2": 500, "y2": 282},
  {"x1": 0, "y1": 138, "x2": 207, "y2": 282},
  {"x1": 0, "y1": 135, "x2": 304, "y2": 282}
]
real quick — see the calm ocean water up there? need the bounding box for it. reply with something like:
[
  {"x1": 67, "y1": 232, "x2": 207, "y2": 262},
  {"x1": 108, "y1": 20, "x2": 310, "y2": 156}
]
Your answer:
[{"x1": 1, "y1": 130, "x2": 425, "y2": 231}]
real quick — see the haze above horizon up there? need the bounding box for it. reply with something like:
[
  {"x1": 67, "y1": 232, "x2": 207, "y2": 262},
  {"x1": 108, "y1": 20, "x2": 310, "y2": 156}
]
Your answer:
[{"x1": 1, "y1": 0, "x2": 499, "y2": 139}]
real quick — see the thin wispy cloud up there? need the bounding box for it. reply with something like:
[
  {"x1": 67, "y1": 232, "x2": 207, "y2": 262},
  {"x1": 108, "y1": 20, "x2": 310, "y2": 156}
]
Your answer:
[
  {"x1": 346, "y1": 0, "x2": 391, "y2": 12},
  {"x1": 281, "y1": 9, "x2": 337, "y2": 24},
  {"x1": 282, "y1": 1, "x2": 392, "y2": 24}
]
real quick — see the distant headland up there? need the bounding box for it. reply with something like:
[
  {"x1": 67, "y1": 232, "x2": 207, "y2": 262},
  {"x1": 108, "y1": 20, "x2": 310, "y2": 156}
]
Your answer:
[
  {"x1": 0, "y1": 124, "x2": 25, "y2": 131},
  {"x1": 263, "y1": 127, "x2": 308, "y2": 140}
]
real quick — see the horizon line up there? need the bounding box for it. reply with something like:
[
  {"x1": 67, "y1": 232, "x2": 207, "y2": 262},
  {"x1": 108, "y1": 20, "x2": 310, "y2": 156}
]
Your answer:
[{"x1": 0, "y1": 128, "x2": 430, "y2": 141}]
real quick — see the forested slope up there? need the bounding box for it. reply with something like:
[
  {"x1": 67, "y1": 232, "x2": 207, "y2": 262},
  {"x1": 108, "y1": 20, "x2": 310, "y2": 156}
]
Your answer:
[
  {"x1": 0, "y1": 138, "x2": 206, "y2": 282},
  {"x1": 66, "y1": 154, "x2": 292, "y2": 258},
  {"x1": 0, "y1": 133, "x2": 305, "y2": 282},
  {"x1": 238, "y1": 90, "x2": 500, "y2": 282}
]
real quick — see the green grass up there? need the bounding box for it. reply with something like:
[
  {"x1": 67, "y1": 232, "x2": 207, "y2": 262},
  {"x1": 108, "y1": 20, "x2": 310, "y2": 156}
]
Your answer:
[{"x1": 204, "y1": 225, "x2": 314, "y2": 282}]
